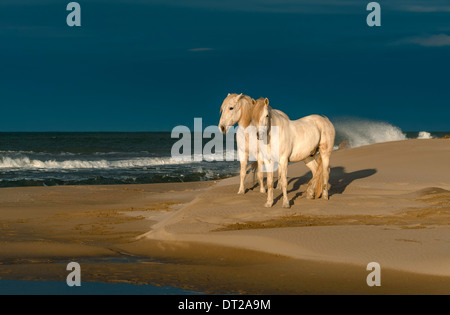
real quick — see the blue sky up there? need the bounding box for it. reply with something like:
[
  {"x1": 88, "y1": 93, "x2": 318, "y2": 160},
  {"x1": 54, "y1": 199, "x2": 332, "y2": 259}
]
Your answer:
[{"x1": 1, "y1": 0, "x2": 449, "y2": 131}]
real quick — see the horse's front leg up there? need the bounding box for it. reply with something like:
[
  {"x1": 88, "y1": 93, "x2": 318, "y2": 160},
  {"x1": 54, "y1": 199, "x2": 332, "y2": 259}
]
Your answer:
[
  {"x1": 237, "y1": 159, "x2": 247, "y2": 194},
  {"x1": 257, "y1": 160, "x2": 265, "y2": 193},
  {"x1": 264, "y1": 160, "x2": 274, "y2": 207},
  {"x1": 238, "y1": 134, "x2": 250, "y2": 195}
]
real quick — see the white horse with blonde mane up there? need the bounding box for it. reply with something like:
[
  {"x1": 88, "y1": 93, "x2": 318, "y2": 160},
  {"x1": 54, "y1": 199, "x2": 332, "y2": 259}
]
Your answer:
[
  {"x1": 218, "y1": 93, "x2": 266, "y2": 195},
  {"x1": 252, "y1": 97, "x2": 335, "y2": 208}
]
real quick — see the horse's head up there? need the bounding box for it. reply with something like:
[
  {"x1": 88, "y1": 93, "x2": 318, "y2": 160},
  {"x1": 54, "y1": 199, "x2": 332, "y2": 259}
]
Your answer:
[
  {"x1": 218, "y1": 93, "x2": 248, "y2": 134},
  {"x1": 253, "y1": 97, "x2": 271, "y2": 140}
]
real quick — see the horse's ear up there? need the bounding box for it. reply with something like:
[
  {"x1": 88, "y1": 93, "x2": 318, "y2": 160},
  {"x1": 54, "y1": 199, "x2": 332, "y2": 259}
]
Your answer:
[
  {"x1": 227, "y1": 93, "x2": 230, "y2": 96},
  {"x1": 264, "y1": 98, "x2": 269, "y2": 107},
  {"x1": 234, "y1": 93, "x2": 246, "y2": 109},
  {"x1": 252, "y1": 99, "x2": 256, "y2": 105}
]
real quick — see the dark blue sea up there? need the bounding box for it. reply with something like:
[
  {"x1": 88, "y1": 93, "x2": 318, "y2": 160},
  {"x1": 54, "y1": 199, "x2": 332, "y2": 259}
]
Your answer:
[{"x1": 0, "y1": 132, "x2": 240, "y2": 188}]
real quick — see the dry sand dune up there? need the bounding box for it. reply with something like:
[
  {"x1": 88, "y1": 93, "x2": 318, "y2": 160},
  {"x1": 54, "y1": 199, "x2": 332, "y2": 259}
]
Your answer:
[{"x1": 140, "y1": 139, "x2": 450, "y2": 276}]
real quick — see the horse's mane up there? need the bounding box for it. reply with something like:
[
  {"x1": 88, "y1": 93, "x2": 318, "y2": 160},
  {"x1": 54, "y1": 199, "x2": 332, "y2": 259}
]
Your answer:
[
  {"x1": 239, "y1": 95, "x2": 255, "y2": 128},
  {"x1": 253, "y1": 98, "x2": 289, "y2": 123},
  {"x1": 270, "y1": 108, "x2": 289, "y2": 122}
]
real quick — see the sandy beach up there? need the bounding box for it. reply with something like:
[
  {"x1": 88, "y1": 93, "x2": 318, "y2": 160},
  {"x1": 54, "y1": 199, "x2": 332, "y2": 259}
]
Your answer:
[{"x1": 0, "y1": 138, "x2": 449, "y2": 294}]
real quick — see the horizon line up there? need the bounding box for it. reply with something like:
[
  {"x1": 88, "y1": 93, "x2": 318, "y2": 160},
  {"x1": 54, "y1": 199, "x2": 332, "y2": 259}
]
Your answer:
[{"x1": 0, "y1": 130, "x2": 449, "y2": 133}]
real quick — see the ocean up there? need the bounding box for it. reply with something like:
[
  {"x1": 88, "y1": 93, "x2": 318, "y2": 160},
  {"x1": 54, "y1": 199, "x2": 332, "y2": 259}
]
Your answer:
[
  {"x1": 0, "y1": 132, "x2": 239, "y2": 188},
  {"x1": 0, "y1": 121, "x2": 448, "y2": 188}
]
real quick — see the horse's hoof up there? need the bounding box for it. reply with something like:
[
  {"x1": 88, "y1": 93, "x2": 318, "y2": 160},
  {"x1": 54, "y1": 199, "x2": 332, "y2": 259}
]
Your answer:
[
  {"x1": 264, "y1": 201, "x2": 273, "y2": 208},
  {"x1": 237, "y1": 190, "x2": 245, "y2": 195},
  {"x1": 305, "y1": 194, "x2": 314, "y2": 200},
  {"x1": 282, "y1": 201, "x2": 290, "y2": 208},
  {"x1": 260, "y1": 188, "x2": 266, "y2": 194}
]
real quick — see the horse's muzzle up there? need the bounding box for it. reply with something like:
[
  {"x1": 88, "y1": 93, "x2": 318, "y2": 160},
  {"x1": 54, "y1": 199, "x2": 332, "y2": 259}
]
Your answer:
[{"x1": 219, "y1": 125, "x2": 226, "y2": 134}]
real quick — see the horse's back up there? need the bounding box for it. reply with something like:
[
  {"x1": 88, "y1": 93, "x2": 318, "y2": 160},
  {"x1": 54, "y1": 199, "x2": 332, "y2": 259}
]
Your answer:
[
  {"x1": 313, "y1": 114, "x2": 334, "y2": 128},
  {"x1": 292, "y1": 114, "x2": 335, "y2": 145},
  {"x1": 290, "y1": 115, "x2": 322, "y2": 133}
]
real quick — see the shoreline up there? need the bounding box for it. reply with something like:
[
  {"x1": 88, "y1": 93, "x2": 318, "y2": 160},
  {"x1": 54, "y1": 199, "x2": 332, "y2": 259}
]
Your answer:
[{"x1": 0, "y1": 139, "x2": 449, "y2": 294}]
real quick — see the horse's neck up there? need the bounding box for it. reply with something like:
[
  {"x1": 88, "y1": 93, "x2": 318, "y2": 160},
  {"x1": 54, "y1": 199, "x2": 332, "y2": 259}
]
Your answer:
[
  {"x1": 237, "y1": 97, "x2": 254, "y2": 128},
  {"x1": 271, "y1": 109, "x2": 290, "y2": 128}
]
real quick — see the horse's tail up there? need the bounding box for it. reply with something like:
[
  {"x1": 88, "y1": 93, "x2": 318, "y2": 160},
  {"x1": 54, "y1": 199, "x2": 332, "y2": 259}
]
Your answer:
[{"x1": 314, "y1": 153, "x2": 324, "y2": 199}]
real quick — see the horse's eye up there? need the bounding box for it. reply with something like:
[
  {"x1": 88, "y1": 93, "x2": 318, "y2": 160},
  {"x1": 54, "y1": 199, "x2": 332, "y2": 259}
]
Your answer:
[
  {"x1": 229, "y1": 107, "x2": 234, "y2": 110},
  {"x1": 266, "y1": 115, "x2": 269, "y2": 118}
]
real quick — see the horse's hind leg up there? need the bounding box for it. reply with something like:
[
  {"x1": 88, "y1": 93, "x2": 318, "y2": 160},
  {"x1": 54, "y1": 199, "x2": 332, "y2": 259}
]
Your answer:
[
  {"x1": 319, "y1": 148, "x2": 332, "y2": 200},
  {"x1": 279, "y1": 157, "x2": 290, "y2": 208},
  {"x1": 303, "y1": 156, "x2": 318, "y2": 199},
  {"x1": 264, "y1": 160, "x2": 274, "y2": 207},
  {"x1": 317, "y1": 117, "x2": 335, "y2": 200},
  {"x1": 275, "y1": 169, "x2": 282, "y2": 190}
]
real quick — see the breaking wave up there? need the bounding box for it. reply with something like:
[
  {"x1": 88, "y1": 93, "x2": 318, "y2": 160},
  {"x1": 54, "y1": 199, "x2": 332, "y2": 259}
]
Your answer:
[
  {"x1": 0, "y1": 156, "x2": 189, "y2": 170},
  {"x1": 417, "y1": 131, "x2": 433, "y2": 139},
  {"x1": 0, "y1": 151, "x2": 238, "y2": 170},
  {"x1": 333, "y1": 117, "x2": 407, "y2": 149}
]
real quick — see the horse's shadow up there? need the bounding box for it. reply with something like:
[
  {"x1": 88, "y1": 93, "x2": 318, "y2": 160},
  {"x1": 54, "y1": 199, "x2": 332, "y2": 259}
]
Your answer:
[{"x1": 269, "y1": 166, "x2": 377, "y2": 206}]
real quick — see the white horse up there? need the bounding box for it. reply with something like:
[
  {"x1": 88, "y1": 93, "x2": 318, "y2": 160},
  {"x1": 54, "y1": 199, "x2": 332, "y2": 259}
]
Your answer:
[
  {"x1": 252, "y1": 97, "x2": 335, "y2": 208},
  {"x1": 218, "y1": 93, "x2": 266, "y2": 195}
]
